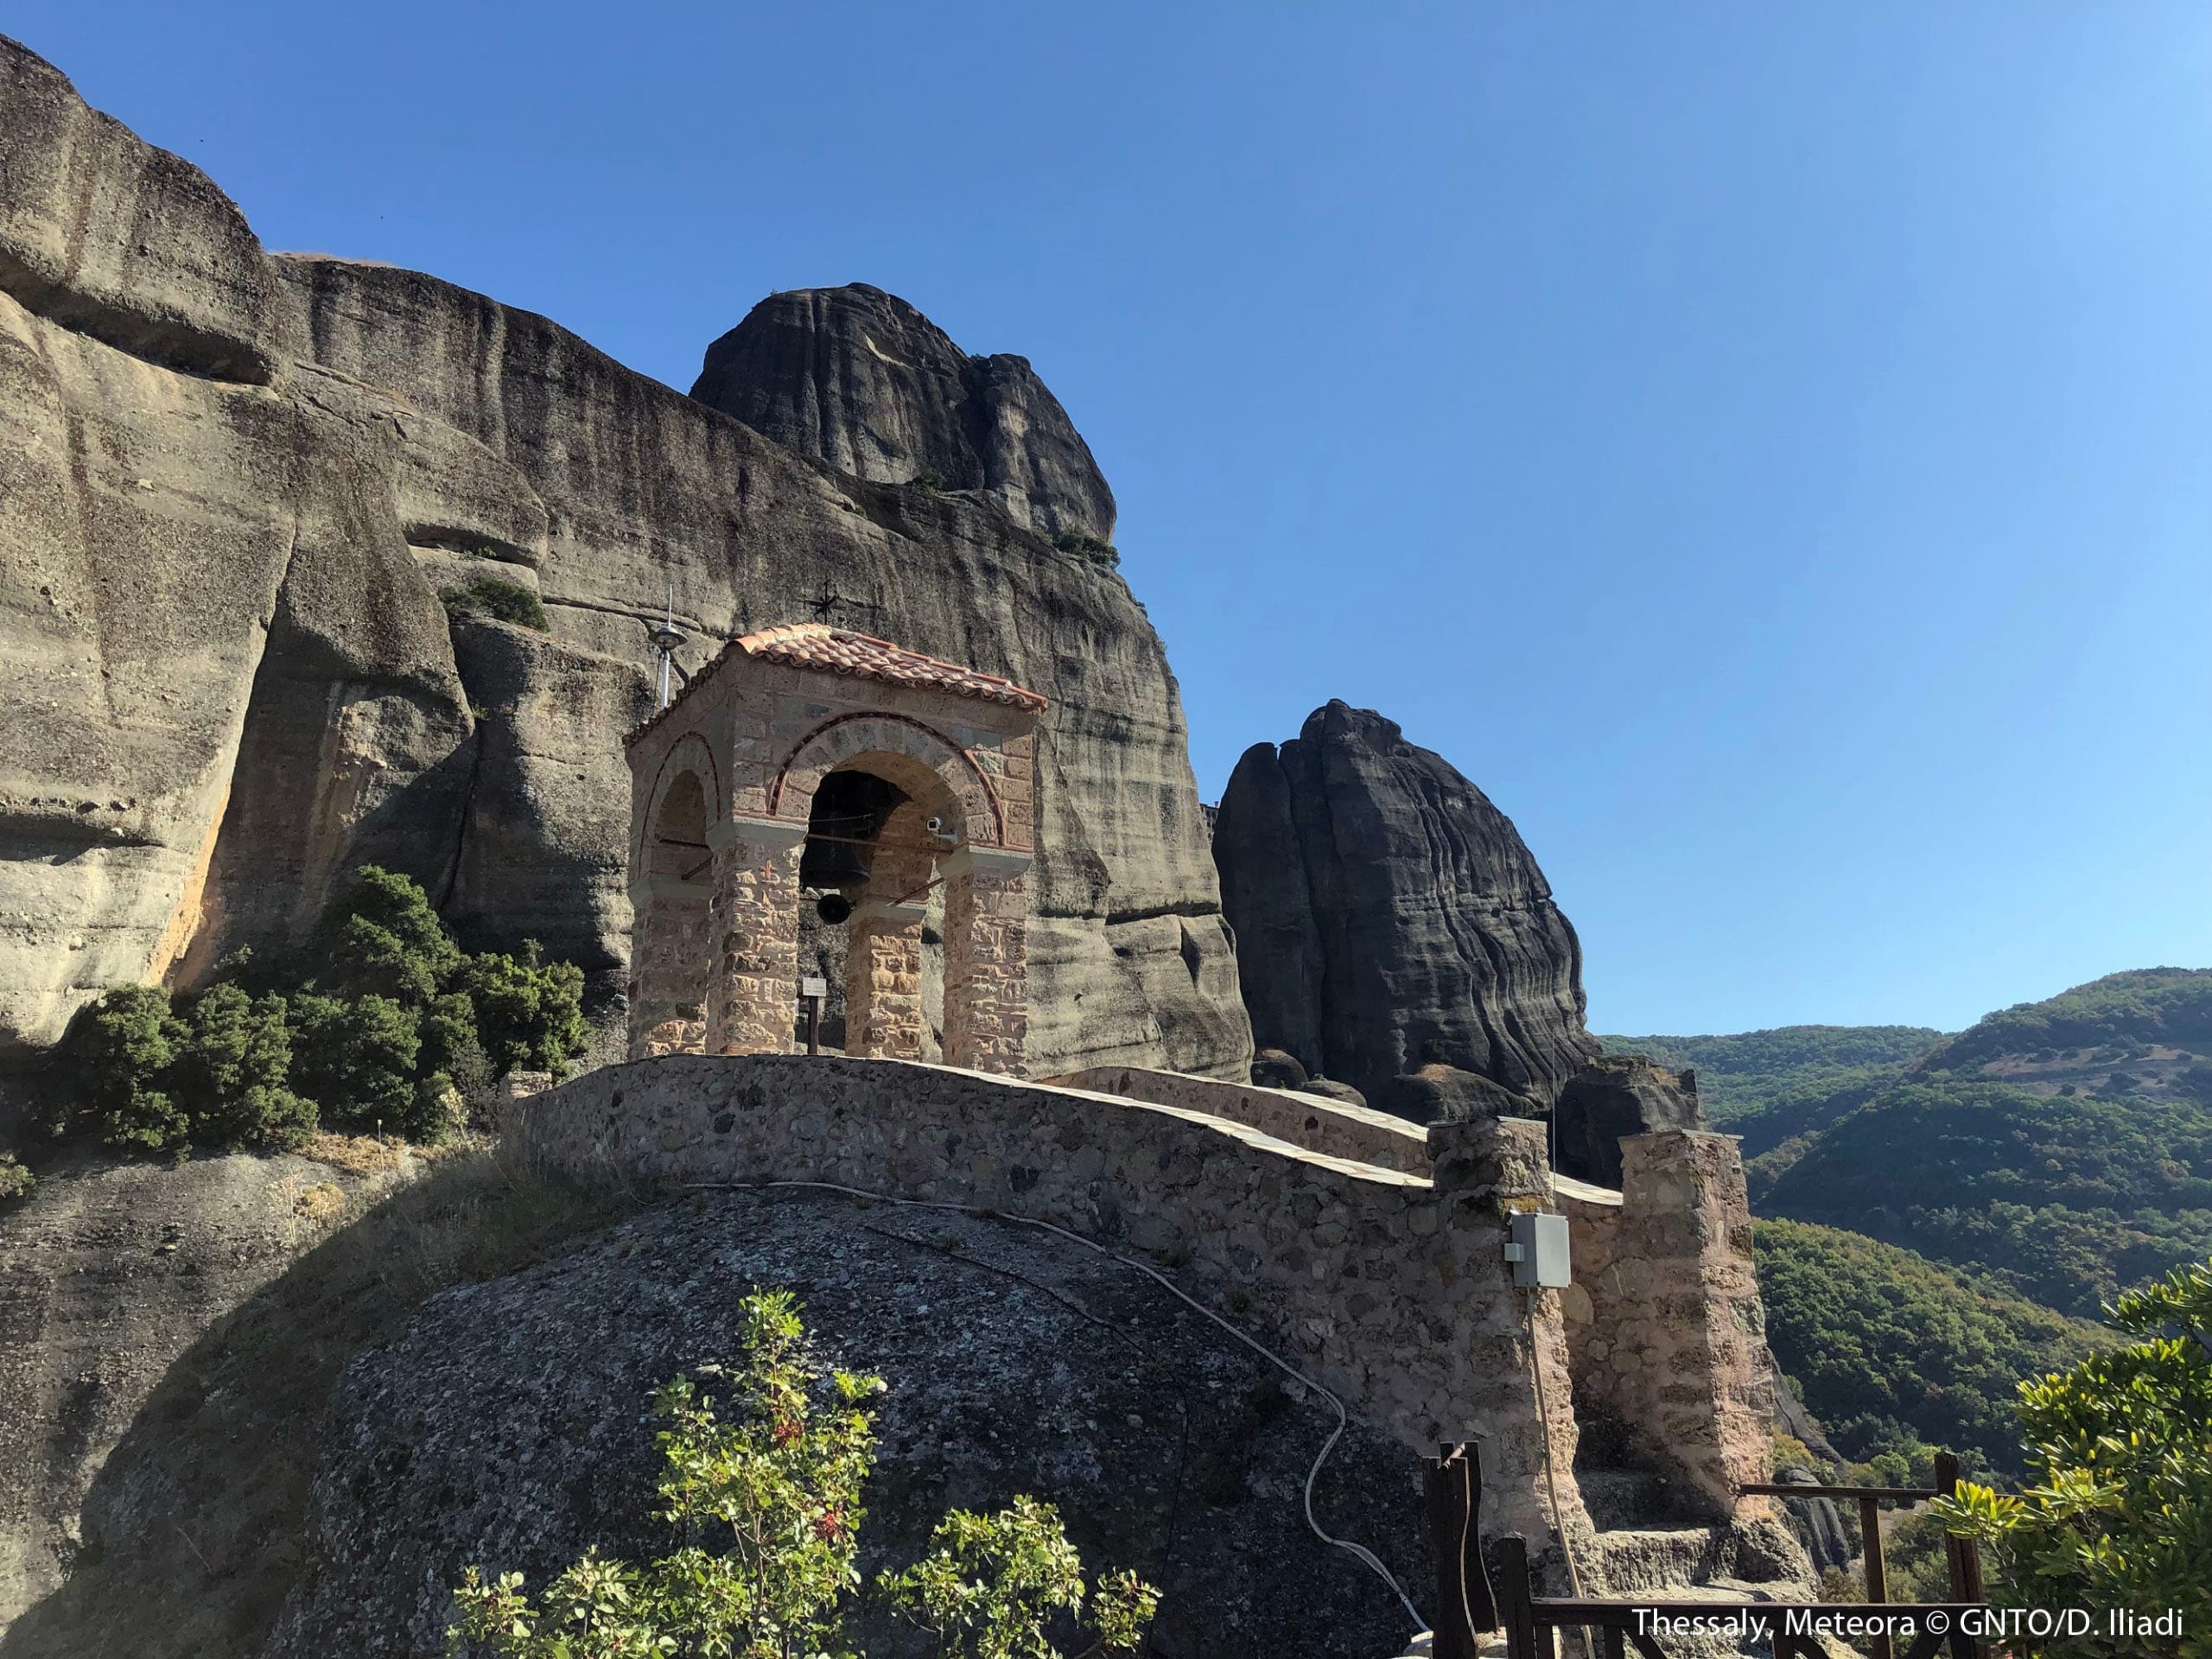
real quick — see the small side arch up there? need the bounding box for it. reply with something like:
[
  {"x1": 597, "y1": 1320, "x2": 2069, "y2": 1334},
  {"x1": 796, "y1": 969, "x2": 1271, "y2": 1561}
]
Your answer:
[{"x1": 640, "y1": 732, "x2": 722, "y2": 874}]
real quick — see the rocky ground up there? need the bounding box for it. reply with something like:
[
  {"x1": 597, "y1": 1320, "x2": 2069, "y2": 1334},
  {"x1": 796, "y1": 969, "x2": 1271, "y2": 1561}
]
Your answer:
[{"x1": 259, "y1": 1186, "x2": 1429, "y2": 1659}]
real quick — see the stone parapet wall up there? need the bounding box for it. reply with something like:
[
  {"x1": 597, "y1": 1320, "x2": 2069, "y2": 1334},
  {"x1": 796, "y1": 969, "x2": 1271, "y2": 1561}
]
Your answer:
[
  {"x1": 1561, "y1": 1130, "x2": 1775, "y2": 1520},
  {"x1": 508, "y1": 1054, "x2": 1589, "y2": 1549},
  {"x1": 1044, "y1": 1065, "x2": 1430, "y2": 1173}
]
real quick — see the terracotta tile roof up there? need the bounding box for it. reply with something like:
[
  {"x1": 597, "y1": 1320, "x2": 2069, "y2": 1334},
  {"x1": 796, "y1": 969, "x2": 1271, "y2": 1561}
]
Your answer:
[{"x1": 734, "y1": 624, "x2": 1048, "y2": 712}]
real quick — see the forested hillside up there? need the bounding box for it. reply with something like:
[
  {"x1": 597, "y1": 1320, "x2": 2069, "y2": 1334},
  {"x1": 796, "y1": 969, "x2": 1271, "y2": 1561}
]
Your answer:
[
  {"x1": 1599, "y1": 1025, "x2": 1941, "y2": 1157},
  {"x1": 1755, "y1": 1219, "x2": 2104, "y2": 1477},
  {"x1": 1607, "y1": 968, "x2": 2212, "y2": 1465}
]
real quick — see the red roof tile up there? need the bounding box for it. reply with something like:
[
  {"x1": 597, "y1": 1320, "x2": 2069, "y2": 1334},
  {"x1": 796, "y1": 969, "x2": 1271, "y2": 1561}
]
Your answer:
[{"x1": 734, "y1": 624, "x2": 1047, "y2": 712}]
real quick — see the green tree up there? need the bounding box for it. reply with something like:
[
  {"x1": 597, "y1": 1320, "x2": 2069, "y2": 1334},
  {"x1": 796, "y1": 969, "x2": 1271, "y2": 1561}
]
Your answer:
[
  {"x1": 1935, "y1": 1256, "x2": 2212, "y2": 1657},
  {"x1": 170, "y1": 983, "x2": 315, "y2": 1149},
  {"x1": 326, "y1": 865, "x2": 464, "y2": 1006},
  {"x1": 290, "y1": 992, "x2": 422, "y2": 1132},
  {"x1": 64, "y1": 984, "x2": 190, "y2": 1153},
  {"x1": 458, "y1": 944, "x2": 588, "y2": 1077},
  {"x1": 448, "y1": 1291, "x2": 1157, "y2": 1659}
]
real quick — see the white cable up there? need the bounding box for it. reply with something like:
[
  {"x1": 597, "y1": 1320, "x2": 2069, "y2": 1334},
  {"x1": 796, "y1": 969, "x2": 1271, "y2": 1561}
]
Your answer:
[
  {"x1": 1522, "y1": 1289, "x2": 1587, "y2": 1603},
  {"x1": 685, "y1": 1175, "x2": 1427, "y2": 1630}
]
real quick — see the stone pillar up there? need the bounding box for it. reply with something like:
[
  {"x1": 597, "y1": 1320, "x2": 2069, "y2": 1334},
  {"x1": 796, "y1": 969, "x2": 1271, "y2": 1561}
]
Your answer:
[
  {"x1": 846, "y1": 899, "x2": 927, "y2": 1059},
  {"x1": 941, "y1": 845, "x2": 1031, "y2": 1076},
  {"x1": 1602, "y1": 1130, "x2": 1777, "y2": 1520},
  {"x1": 1424, "y1": 1115, "x2": 1597, "y2": 1576},
  {"x1": 703, "y1": 816, "x2": 808, "y2": 1056},
  {"x1": 626, "y1": 875, "x2": 712, "y2": 1057}
]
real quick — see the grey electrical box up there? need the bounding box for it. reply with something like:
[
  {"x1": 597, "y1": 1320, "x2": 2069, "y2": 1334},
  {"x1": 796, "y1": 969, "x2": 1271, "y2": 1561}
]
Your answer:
[{"x1": 1506, "y1": 1211, "x2": 1572, "y2": 1288}]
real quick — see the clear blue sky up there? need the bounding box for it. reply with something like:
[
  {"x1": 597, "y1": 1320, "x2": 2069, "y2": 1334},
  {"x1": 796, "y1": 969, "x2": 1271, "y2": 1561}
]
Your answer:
[{"x1": 16, "y1": 3, "x2": 2209, "y2": 1035}]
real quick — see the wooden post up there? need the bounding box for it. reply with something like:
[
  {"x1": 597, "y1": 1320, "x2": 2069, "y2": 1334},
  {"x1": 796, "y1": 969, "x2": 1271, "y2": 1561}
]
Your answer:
[
  {"x1": 1932, "y1": 1452, "x2": 1983, "y2": 1659},
  {"x1": 1424, "y1": 1442, "x2": 1492, "y2": 1658},
  {"x1": 1425, "y1": 1449, "x2": 1475, "y2": 1659},
  {"x1": 1859, "y1": 1491, "x2": 1893, "y2": 1659},
  {"x1": 800, "y1": 975, "x2": 826, "y2": 1055},
  {"x1": 1498, "y1": 1534, "x2": 1537, "y2": 1659}
]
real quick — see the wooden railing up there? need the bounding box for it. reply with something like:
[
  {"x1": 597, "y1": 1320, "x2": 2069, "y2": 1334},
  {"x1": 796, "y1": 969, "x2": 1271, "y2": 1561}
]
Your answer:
[{"x1": 1473, "y1": 1452, "x2": 1993, "y2": 1659}]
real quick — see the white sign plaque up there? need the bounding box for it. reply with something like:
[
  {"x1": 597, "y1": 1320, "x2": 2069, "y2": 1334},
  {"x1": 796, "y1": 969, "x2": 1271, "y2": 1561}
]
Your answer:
[{"x1": 799, "y1": 976, "x2": 829, "y2": 1001}]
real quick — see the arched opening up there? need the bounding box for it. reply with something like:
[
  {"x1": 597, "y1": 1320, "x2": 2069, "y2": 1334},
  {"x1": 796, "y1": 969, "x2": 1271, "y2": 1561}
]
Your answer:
[
  {"x1": 631, "y1": 769, "x2": 714, "y2": 1055},
  {"x1": 795, "y1": 758, "x2": 961, "y2": 1059}
]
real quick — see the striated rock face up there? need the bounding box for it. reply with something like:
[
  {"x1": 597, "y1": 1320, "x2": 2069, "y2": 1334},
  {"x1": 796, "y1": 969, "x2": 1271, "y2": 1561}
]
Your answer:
[
  {"x1": 263, "y1": 1188, "x2": 1423, "y2": 1659},
  {"x1": 691, "y1": 284, "x2": 1116, "y2": 544},
  {"x1": 1213, "y1": 701, "x2": 1599, "y2": 1109},
  {"x1": 0, "y1": 35, "x2": 1249, "y2": 1083}
]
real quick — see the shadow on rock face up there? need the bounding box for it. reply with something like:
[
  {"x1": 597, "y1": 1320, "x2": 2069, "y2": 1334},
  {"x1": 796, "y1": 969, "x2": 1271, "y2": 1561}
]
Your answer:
[{"x1": 2, "y1": 1173, "x2": 1425, "y2": 1659}]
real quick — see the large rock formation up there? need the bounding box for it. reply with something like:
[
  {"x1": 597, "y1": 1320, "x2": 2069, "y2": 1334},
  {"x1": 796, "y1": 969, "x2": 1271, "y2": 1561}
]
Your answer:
[
  {"x1": 691, "y1": 284, "x2": 1117, "y2": 544},
  {"x1": 0, "y1": 35, "x2": 1249, "y2": 1085},
  {"x1": 1212, "y1": 701, "x2": 1599, "y2": 1108},
  {"x1": 79, "y1": 1186, "x2": 1418, "y2": 1659}
]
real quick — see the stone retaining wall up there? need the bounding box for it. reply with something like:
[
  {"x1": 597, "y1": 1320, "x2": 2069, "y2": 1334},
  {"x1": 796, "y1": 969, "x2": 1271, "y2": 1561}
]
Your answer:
[
  {"x1": 1042, "y1": 1064, "x2": 1430, "y2": 1173},
  {"x1": 507, "y1": 1053, "x2": 1592, "y2": 1550}
]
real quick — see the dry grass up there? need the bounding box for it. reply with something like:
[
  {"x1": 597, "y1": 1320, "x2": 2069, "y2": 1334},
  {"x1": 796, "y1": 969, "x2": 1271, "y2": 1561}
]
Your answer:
[{"x1": 4, "y1": 1139, "x2": 664, "y2": 1659}]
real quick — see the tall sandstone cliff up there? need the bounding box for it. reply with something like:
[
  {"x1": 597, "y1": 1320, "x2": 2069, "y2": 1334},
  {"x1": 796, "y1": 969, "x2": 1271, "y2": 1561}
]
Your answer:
[
  {"x1": 1213, "y1": 701, "x2": 1599, "y2": 1109},
  {"x1": 0, "y1": 36, "x2": 1250, "y2": 1084}
]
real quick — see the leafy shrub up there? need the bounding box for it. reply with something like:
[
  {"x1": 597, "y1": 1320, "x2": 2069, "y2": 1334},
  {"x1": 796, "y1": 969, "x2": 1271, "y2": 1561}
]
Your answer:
[
  {"x1": 326, "y1": 865, "x2": 463, "y2": 1005},
  {"x1": 47, "y1": 868, "x2": 588, "y2": 1157},
  {"x1": 0, "y1": 1154, "x2": 32, "y2": 1202},
  {"x1": 290, "y1": 992, "x2": 423, "y2": 1134},
  {"x1": 65, "y1": 984, "x2": 189, "y2": 1153},
  {"x1": 170, "y1": 984, "x2": 315, "y2": 1149},
  {"x1": 450, "y1": 1290, "x2": 1156, "y2": 1659},
  {"x1": 457, "y1": 944, "x2": 588, "y2": 1078},
  {"x1": 439, "y1": 575, "x2": 549, "y2": 632},
  {"x1": 1936, "y1": 1255, "x2": 2212, "y2": 1655},
  {"x1": 881, "y1": 1496, "x2": 1159, "y2": 1658},
  {"x1": 911, "y1": 467, "x2": 951, "y2": 492}
]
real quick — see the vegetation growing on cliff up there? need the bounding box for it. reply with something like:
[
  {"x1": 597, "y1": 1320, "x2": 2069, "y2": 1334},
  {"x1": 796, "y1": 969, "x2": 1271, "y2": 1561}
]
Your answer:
[
  {"x1": 439, "y1": 574, "x2": 550, "y2": 632},
  {"x1": 1755, "y1": 1218, "x2": 2104, "y2": 1478},
  {"x1": 449, "y1": 1289, "x2": 1158, "y2": 1659},
  {"x1": 41, "y1": 868, "x2": 588, "y2": 1157}
]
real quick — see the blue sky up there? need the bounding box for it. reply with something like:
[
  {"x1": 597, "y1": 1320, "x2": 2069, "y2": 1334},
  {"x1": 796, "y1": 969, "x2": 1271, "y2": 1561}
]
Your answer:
[{"x1": 16, "y1": 3, "x2": 2209, "y2": 1035}]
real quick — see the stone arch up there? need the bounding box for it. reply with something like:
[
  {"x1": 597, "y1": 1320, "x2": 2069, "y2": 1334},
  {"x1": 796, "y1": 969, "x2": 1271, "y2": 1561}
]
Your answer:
[
  {"x1": 630, "y1": 734, "x2": 719, "y2": 1056},
  {"x1": 769, "y1": 713, "x2": 1002, "y2": 846},
  {"x1": 640, "y1": 733, "x2": 721, "y2": 872}
]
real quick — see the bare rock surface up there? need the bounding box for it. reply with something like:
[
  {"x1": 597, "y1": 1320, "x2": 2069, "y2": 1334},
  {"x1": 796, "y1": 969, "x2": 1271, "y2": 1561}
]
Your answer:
[
  {"x1": 1551, "y1": 1056, "x2": 1706, "y2": 1189},
  {"x1": 263, "y1": 1186, "x2": 1425, "y2": 1659},
  {"x1": 0, "y1": 1145, "x2": 429, "y2": 1627},
  {"x1": 691, "y1": 284, "x2": 1117, "y2": 543},
  {"x1": 1213, "y1": 702, "x2": 1598, "y2": 1111},
  {"x1": 0, "y1": 34, "x2": 1249, "y2": 1084}
]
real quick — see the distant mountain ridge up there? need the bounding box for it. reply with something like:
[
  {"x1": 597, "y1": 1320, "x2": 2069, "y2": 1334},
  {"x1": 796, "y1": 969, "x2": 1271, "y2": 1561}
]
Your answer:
[
  {"x1": 1606, "y1": 969, "x2": 2212, "y2": 1470},
  {"x1": 1607, "y1": 971, "x2": 2212, "y2": 1316}
]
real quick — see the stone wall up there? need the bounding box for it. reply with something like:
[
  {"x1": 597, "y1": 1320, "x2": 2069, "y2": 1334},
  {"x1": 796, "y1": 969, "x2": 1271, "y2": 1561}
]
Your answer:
[
  {"x1": 1560, "y1": 1132, "x2": 1777, "y2": 1521},
  {"x1": 1045, "y1": 1064, "x2": 1430, "y2": 1173},
  {"x1": 506, "y1": 1054, "x2": 1592, "y2": 1551}
]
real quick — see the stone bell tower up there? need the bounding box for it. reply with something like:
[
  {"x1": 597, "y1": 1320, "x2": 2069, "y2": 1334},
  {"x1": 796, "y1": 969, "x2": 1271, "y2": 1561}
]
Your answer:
[{"x1": 622, "y1": 624, "x2": 1044, "y2": 1075}]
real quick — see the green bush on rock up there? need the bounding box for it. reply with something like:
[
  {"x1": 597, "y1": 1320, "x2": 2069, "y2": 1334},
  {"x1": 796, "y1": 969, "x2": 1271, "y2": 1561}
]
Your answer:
[
  {"x1": 43, "y1": 868, "x2": 588, "y2": 1158},
  {"x1": 438, "y1": 575, "x2": 550, "y2": 632},
  {"x1": 448, "y1": 1290, "x2": 1158, "y2": 1659}
]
